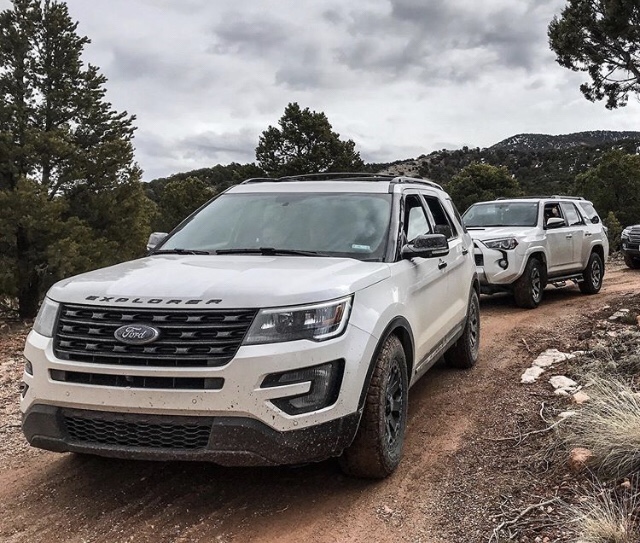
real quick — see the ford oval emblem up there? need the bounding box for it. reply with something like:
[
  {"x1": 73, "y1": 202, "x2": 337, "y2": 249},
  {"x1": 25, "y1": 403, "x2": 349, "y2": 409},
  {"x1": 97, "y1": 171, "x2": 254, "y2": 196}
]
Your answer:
[{"x1": 114, "y1": 324, "x2": 160, "y2": 345}]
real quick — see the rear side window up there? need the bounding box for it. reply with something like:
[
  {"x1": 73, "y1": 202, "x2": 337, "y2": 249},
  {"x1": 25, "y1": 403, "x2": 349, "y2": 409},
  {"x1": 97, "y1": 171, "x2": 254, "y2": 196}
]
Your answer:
[
  {"x1": 560, "y1": 202, "x2": 584, "y2": 227},
  {"x1": 579, "y1": 202, "x2": 601, "y2": 224}
]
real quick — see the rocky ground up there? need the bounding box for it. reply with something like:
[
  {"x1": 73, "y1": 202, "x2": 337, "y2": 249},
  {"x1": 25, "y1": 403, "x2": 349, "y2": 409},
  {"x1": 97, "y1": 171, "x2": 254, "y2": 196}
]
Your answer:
[{"x1": 0, "y1": 261, "x2": 639, "y2": 542}]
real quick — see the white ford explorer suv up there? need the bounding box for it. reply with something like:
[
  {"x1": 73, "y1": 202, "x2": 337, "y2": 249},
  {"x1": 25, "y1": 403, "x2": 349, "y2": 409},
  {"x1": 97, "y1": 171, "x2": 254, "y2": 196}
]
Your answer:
[
  {"x1": 22, "y1": 173, "x2": 479, "y2": 478},
  {"x1": 462, "y1": 196, "x2": 608, "y2": 308}
]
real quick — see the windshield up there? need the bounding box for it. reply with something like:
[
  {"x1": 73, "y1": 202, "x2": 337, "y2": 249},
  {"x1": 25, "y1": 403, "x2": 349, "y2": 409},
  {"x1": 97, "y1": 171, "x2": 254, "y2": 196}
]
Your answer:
[
  {"x1": 159, "y1": 192, "x2": 392, "y2": 261},
  {"x1": 463, "y1": 202, "x2": 539, "y2": 227}
]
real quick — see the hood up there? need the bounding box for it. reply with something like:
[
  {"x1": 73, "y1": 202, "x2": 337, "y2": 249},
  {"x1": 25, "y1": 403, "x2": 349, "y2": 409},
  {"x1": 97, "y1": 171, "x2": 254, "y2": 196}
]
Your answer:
[
  {"x1": 47, "y1": 255, "x2": 390, "y2": 308},
  {"x1": 466, "y1": 226, "x2": 536, "y2": 242}
]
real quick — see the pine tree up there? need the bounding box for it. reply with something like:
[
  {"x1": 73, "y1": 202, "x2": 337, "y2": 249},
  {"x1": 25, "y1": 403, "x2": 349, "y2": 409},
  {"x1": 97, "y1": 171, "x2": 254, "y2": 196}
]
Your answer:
[
  {"x1": 0, "y1": 0, "x2": 151, "y2": 317},
  {"x1": 256, "y1": 103, "x2": 364, "y2": 177}
]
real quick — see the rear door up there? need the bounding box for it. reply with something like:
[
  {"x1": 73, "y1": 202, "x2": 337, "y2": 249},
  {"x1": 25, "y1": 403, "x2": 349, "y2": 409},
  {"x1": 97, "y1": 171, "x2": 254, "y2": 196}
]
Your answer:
[
  {"x1": 544, "y1": 202, "x2": 576, "y2": 271},
  {"x1": 560, "y1": 201, "x2": 587, "y2": 267}
]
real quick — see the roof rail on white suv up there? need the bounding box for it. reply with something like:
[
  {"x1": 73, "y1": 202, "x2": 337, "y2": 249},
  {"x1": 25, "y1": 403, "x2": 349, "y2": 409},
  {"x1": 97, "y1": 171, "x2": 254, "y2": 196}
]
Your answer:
[{"x1": 462, "y1": 196, "x2": 609, "y2": 308}]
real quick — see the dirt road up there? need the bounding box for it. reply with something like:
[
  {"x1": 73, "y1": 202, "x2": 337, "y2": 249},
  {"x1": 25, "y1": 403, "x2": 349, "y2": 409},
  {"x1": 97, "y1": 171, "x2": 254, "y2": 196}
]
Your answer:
[{"x1": 1, "y1": 263, "x2": 639, "y2": 543}]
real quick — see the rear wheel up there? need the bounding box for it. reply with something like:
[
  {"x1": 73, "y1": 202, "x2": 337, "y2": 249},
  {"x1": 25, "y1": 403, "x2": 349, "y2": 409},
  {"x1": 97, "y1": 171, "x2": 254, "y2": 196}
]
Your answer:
[
  {"x1": 340, "y1": 335, "x2": 408, "y2": 479},
  {"x1": 445, "y1": 290, "x2": 480, "y2": 369},
  {"x1": 624, "y1": 253, "x2": 640, "y2": 269},
  {"x1": 513, "y1": 258, "x2": 544, "y2": 309},
  {"x1": 579, "y1": 252, "x2": 603, "y2": 294}
]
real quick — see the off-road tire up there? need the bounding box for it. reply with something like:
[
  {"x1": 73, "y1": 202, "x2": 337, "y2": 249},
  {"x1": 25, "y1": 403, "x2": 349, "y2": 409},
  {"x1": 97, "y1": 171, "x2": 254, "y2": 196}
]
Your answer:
[
  {"x1": 340, "y1": 335, "x2": 408, "y2": 479},
  {"x1": 513, "y1": 258, "x2": 544, "y2": 309},
  {"x1": 579, "y1": 252, "x2": 604, "y2": 294},
  {"x1": 444, "y1": 290, "x2": 480, "y2": 369},
  {"x1": 624, "y1": 253, "x2": 640, "y2": 270}
]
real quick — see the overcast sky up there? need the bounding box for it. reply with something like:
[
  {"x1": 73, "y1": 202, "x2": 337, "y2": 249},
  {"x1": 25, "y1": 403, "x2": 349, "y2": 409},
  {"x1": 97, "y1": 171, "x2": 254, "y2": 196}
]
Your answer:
[{"x1": 5, "y1": 0, "x2": 640, "y2": 180}]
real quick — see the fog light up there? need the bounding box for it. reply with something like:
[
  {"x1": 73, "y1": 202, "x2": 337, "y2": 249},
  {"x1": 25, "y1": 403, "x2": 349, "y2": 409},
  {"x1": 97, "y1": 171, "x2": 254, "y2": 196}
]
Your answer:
[
  {"x1": 20, "y1": 382, "x2": 29, "y2": 398},
  {"x1": 262, "y1": 360, "x2": 344, "y2": 415},
  {"x1": 498, "y1": 259, "x2": 508, "y2": 270}
]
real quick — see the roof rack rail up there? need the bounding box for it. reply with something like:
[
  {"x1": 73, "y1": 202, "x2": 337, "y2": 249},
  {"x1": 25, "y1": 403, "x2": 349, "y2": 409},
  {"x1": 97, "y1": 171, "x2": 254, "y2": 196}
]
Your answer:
[
  {"x1": 391, "y1": 177, "x2": 443, "y2": 191},
  {"x1": 279, "y1": 172, "x2": 394, "y2": 181},
  {"x1": 241, "y1": 172, "x2": 394, "y2": 184},
  {"x1": 496, "y1": 195, "x2": 585, "y2": 201},
  {"x1": 239, "y1": 172, "x2": 444, "y2": 191}
]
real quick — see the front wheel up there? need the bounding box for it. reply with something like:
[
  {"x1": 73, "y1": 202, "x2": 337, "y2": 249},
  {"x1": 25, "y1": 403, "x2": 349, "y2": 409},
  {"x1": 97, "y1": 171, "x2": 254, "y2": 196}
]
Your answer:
[
  {"x1": 624, "y1": 253, "x2": 640, "y2": 269},
  {"x1": 579, "y1": 252, "x2": 604, "y2": 294},
  {"x1": 340, "y1": 335, "x2": 408, "y2": 479},
  {"x1": 513, "y1": 258, "x2": 544, "y2": 309},
  {"x1": 445, "y1": 290, "x2": 480, "y2": 369}
]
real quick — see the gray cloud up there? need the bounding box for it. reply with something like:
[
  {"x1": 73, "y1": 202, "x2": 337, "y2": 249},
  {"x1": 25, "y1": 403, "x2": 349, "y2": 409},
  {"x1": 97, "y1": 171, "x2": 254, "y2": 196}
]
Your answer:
[
  {"x1": 9, "y1": 0, "x2": 636, "y2": 182},
  {"x1": 332, "y1": 0, "x2": 553, "y2": 84},
  {"x1": 209, "y1": 14, "x2": 291, "y2": 56}
]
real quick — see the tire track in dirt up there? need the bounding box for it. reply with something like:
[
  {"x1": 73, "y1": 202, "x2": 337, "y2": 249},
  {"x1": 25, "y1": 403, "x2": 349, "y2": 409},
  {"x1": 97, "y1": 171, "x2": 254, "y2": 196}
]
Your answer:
[{"x1": 0, "y1": 264, "x2": 638, "y2": 543}]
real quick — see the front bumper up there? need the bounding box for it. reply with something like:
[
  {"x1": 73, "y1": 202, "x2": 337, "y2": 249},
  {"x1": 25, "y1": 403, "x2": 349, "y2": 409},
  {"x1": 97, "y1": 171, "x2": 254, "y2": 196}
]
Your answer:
[
  {"x1": 22, "y1": 404, "x2": 361, "y2": 465},
  {"x1": 622, "y1": 241, "x2": 640, "y2": 257},
  {"x1": 21, "y1": 323, "x2": 377, "y2": 436},
  {"x1": 474, "y1": 245, "x2": 521, "y2": 288}
]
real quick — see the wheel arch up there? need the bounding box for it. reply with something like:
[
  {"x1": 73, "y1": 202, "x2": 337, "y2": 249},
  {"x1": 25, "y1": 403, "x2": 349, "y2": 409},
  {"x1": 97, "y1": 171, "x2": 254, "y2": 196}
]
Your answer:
[
  {"x1": 527, "y1": 250, "x2": 547, "y2": 283},
  {"x1": 357, "y1": 317, "x2": 415, "y2": 410},
  {"x1": 591, "y1": 244, "x2": 605, "y2": 264}
]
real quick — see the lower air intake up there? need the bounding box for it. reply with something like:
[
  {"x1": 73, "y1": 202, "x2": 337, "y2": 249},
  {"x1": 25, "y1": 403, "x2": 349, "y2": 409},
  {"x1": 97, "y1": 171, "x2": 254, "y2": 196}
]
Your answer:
[{"x1": 64, "y1": 415, "x2": 211, "y2": 449}]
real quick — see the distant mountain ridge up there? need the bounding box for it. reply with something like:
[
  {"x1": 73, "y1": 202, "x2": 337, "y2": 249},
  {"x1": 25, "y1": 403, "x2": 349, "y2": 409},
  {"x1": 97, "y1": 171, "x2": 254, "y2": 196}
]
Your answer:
[
  {"x1": 147, "y1": 131, "x2": 640, "y2": 206},
  {"x1": 490, "y1": 130, "x2": 640, "y2": 153}
]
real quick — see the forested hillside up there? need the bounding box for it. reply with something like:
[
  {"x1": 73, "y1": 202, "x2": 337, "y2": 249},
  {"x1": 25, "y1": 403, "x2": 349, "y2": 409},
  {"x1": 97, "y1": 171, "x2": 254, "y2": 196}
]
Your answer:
[{"x1": 412, "y1": 131, "x2": 640, "y2": 196}]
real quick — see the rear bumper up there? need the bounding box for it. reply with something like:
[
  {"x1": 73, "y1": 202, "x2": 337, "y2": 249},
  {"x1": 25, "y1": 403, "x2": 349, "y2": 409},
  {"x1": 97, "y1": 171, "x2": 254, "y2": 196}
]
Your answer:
[{"x1": 22, "y1": 404, "x2": 361, "y2": 466}]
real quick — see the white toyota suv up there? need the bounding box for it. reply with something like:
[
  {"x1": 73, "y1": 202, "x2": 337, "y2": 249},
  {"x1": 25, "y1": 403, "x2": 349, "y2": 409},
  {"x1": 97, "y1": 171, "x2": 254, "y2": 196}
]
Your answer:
[
  {"x1": 462, "y1": 196, "x2": 608, "y2": 308},
  {"x1": 22, "y1": 174, "x2": 479, "y2": 478}
]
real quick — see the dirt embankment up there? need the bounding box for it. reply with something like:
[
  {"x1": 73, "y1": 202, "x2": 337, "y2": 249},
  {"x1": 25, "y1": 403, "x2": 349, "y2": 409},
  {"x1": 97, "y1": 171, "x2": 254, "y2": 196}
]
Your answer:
[{"x1": 1, "y1": 263, "x2": 639, "y2": 543}]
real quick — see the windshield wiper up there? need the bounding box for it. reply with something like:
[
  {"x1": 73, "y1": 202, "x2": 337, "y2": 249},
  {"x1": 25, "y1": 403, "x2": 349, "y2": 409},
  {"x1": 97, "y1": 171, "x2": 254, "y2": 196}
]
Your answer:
[
  {"x1": 152, "y1": 248, "x2": 211, "y2": 255},
  {"x1": 214, "y1": 247, "x2": 323, "y2": 257}
]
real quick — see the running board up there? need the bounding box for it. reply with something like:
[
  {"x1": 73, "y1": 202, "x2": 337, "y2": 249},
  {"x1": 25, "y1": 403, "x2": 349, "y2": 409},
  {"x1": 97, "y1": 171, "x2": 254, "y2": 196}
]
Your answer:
[{"x1": 549, "y1": 272, "x2": 584, "y2": 288}]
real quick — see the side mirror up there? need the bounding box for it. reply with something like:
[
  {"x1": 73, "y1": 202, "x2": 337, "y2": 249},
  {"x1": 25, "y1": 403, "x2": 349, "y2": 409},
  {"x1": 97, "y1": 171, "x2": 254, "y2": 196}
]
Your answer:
[
  {"x1": 147, "y1": 232, "x2": 168, "y2": 252},
  {"x1": 401, "y1": 234, "x2": 449, "y2": 260},
  {"x1": 591, "y1": 216, "x2": 600, "y2": 224},
  {"x1": 546, "y1": 217, "x2": 566, "y2": 229}
]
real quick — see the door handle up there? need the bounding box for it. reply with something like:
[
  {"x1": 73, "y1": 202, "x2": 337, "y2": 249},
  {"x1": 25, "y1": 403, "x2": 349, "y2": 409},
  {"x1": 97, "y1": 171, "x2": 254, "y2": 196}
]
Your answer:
[
  {"x1": 438, "y1": 260, "x2": 447, "y2": 270},
  {"x1": 565, "y1": 234, "x2": 573, "y2": 239},
  {"x1": 585, "y1": 232, "x2": 592, "y2": 237}
]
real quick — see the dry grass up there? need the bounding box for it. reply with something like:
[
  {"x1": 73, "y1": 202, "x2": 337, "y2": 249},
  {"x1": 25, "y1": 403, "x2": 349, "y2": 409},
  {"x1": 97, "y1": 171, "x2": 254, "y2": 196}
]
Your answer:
[
  {"x1": 558, "y1": 378, "x2": 640, "y2": 480},
  {"x1": 569, "y1": 485, "x2": 639, "y2": 543}
]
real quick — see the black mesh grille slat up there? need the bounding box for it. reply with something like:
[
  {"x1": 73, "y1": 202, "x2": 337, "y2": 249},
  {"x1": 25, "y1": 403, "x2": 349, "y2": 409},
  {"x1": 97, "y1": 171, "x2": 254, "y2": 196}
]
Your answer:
[
  {"x1": 54, "y1": 304, "x2": 257, "y2": 368},
  {"x1": 64, "y1": 415, "x2": 211, "y2": 449},
  {"x1": 50, "y1": 369, "x2": 223, "y2": 390},
  {"x1": 474, "y1": 254, "x2": 484, "y2": 266}
]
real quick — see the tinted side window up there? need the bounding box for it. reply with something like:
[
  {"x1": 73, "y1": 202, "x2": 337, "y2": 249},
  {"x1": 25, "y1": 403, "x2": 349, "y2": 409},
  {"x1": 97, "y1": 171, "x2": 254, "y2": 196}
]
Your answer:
[
  {"x1": 579, "y1": 202, "x2": 600, "y2": 224},
  {"x1": 404, "y1": 195, "x2": 431, "y2": 242},
  {"x1": 424, "y1": 196, "x2": 458, "y2": 239},
  {"x1": 561, "y1": 202, "x2": 584, "y2": 226}
]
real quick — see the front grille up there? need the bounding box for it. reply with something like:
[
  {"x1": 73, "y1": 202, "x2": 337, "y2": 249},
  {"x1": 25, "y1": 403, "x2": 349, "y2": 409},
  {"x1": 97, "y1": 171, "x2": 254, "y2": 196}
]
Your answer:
[
  {"x1": 50, "y1": 369, "x2": 224, "y2": 390},
  {"x1": 629, "y1": 227, "x2": 640, "y2": 244},
  {"x1": 54, "y1": 304, "x2": 257, "y2": 368},
  {"x1": 64, "y1": 414, "x2": 211, "y2": 449}
]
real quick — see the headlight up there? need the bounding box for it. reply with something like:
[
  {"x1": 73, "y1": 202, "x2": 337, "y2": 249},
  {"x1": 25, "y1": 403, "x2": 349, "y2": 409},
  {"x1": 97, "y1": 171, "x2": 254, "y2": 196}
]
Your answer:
[
  {"x1": 33, "y1": 298, "x2": 60, "y2": 337},
  {"x1": 244, "y1": 296, "x2": 353, "y2": 345},
  {"x1": 484, "y1": 238, "x2": 519, "y2": 250},
  {"x1": 622, "y1": 228, "x2": 631, "y2": 239}
]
